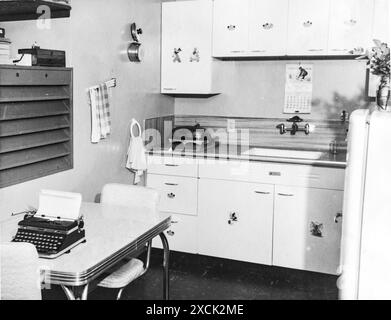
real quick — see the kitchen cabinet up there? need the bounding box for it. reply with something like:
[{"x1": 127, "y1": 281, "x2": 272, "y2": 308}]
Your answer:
[
  {"x1": 273, "y1": 186, "x2": 343, "y2": 274},
  {"x1": 328, "y1": 0, "x2": 374, "y2": 55},
  {"x1": 248, "y1": 0, "x2": 289, "y2": 56},
  {"x1": 372, "y1": 0, "x2": 390, "y2": 43},
  {"x1": 161, "y1": 0, "x2": 217, "y2": 95},
  {"x1": 146, "y1": 154, "x2": 345, "y2": 274},
  {"x1": 287, "y1": 0, "x2": 331, "y2": 55},
  {"x1": 198, "y1": 179, "x2": 274, "y2": 265},
  {"x1": 212, "y1": 0, "x2": 250, "y2": 57}
]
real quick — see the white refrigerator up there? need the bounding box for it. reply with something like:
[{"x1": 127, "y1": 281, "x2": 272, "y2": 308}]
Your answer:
[{"x1": 339, "y1": 109, "x2": 391, "y2": 300}]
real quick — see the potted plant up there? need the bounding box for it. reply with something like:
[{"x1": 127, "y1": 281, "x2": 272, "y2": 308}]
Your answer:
[{"x1": 358, "y1": 40, "x2": 390, "y2": 110}]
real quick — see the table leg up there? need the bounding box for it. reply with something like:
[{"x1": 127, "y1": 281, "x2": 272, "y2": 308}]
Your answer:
[
  {"x1": 159, "y1": 232, "x2": 170, "y2": 300},
  {"x1": 61, "y1": 284, "x2": 89, "y2": 300}
]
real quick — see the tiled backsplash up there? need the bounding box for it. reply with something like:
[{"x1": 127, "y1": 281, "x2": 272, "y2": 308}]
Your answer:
[{"x1": 145, "y1": 115, "x2": 349, "y2": 154}]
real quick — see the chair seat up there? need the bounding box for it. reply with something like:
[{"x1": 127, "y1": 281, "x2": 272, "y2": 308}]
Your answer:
[{"x1": 97, "y1": 258, "x2": 145, "y2": 289}]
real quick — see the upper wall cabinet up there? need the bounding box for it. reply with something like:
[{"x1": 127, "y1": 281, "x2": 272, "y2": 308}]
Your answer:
[
  {"x1": 212, "y1": 0, "x2": 379, "y2": 58},
  {"x1": 286, "y1": 0, "x2": 330, "y2": 55},
  {"x1": 212, "y1": 0, "x2": 249, "y2": 57},
  {"x1": 248, "y1": 0, "x2": 289, "y2": 56},
  {"x1": 328, "y1": 0, "x2": 374, "y2": 55},
  {"x1": 161, "y1": 0, "x2": 218, "y2": 95}
]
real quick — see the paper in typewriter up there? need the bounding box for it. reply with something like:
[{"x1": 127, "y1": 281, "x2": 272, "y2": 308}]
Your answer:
[{"x1": 36, "y1": 190, "x2": 82, "y2": 221}]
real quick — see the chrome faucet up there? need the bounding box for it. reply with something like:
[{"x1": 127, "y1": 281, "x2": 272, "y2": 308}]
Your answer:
[{"x1": 276, "y1": 121, "x2": 310, "y2": 136}]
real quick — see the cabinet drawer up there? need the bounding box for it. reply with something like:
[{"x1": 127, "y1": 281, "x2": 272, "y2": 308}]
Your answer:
[
  {"x1": 147, "y1": 174, "x2": 198, "y2": 216},
  {"x1": 147, "y1": 155, "x2": 198, "y2": 177},
  {"x1": 199, "y1": 159, "x2": 345, "y2": 190},
  {"x1": 0, "y1": 68, "x2": 71, "y2": 86},
  {"x1": 153, "y1": 213, "x2": 198, "y2": 254}
]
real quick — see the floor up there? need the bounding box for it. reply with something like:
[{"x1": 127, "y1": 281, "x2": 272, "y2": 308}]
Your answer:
[{"x1": 43, "y1": 249, "x2": 339, "y2": 300}]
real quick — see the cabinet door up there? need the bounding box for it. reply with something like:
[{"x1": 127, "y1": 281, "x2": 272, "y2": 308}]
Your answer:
[
  {"x1": 372, "y1": 0, "x2": 390, "y2": 43},
  {"x1": 287, "y1": 0, "x2": 330, "y2": 55},
  {"x1": 248, "y1": 0, "x2": 289, "y2": 56},
  {"x1": 198, "y1": 179, "x2": 274, "y2": 265},
  {"x1": 328, "y1": 0, "x2": 374, "y2": 55},
  {"x1": 212, "y1": 0, "x2": 249, "y2": 57},
  {"x1": 153, "y1": 213, "x2": 198, "y2": 254},
  {"x1": 161, "y1": 0, "x2": 213, "y2": 94},
  {"x1": 273, "y1": 186, "x2": 343, "y2": 275}
]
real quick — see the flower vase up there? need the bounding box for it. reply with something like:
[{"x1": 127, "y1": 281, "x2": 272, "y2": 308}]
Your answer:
[{"x1": 377, "y1": 76, "x2": 391, "y2": 111}]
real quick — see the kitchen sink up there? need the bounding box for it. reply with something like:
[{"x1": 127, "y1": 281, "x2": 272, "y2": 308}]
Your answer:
[{"x1": 242, "y1": 148, "x2": 323, "y2": 160}]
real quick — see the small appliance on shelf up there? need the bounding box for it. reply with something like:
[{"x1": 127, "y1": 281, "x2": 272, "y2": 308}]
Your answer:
[
  {"x1": 12, "y1": 190, "x2": 86, "y2": 259},
  {"x1": 15, "y1": 44, "x2": 66, "y2": 67}
]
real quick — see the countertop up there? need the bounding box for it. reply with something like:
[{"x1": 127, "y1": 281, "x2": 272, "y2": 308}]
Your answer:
[{"x1": 146, "y1": 144, "x2": 347, "y2": 169}]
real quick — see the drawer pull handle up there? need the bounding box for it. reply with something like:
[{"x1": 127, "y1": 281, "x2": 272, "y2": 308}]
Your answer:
[
  {"x1": 227, "y1": 25, "x2": 236, "y2": 31},
  {"x1": 171, "y1": 220, "x2": 179, "y2": 224},
  {"x1": 16, "y1": 73, "x2": 20, "y2": 77},
  {"x1": 255, "y1": 191, "x2": 271, "y2": 195},
  {"x1": 269, "y1": 172, "x2": 281, "y2": 176},
  {"x1": 278, "y1": 193, "x2": 294, "y2": 197},
  {"x1": 45, "y1": 73, "x2": 48, "y2": 78},
  {"x1": 167, "y1": 230, "x2": 175, "y2": 236},
  {"x1": 165, "y1": 164, "x2": 179, "y2": 167},
  {"x1": 165, "y1": 183, "x2": 179, "y2": 186},
  {"x1": 167, "y1": 193, "x2": 176, "y2": 199}
]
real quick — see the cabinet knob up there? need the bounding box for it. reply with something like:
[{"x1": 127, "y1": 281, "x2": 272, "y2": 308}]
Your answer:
[
  {"x1": 227, "y1": 25, "x2": 236, "y2": 31},
  {"x1": 262, "y1": 22, "x2": 274, "y2": 30},
  {"x1": 167, "y1": 193, "x2": 176, "y2": 199},
  {"x1": 228, "y1": 212, "x2": 238, "y2": 225},
  {"x1": 345, "y1": 19, "x2": 357, "y2": 26},
  {"x1": 167, "y1": 230, "x2": 175, "y2": 236},
  {"x1": 303, "y1": 20, "x2": 313, "y2": 27}
]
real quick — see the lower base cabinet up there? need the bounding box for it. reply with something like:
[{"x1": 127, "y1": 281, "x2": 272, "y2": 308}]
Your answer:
[
  {"x1": 197, "y1": 179, "x2": 274, "y2": 265},
  {"x1": 153, "y1": 213, "x2": 198, "y2": 254},
  {"x1": 273, "y1": 186, "x2": 343, "y2": 275}
]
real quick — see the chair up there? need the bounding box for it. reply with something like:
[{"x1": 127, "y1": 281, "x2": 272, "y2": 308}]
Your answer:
[
  {"x1": 0, "y1": 243, "x2": 42, "y2": 300},
  {"x1": 97, "y1": 183, "x2": 160, "y2": 300}
]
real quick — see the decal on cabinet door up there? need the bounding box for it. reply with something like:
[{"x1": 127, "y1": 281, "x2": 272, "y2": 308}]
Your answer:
[{"x1": 172, "y1": 48, "x2": 182, "y2": 63}]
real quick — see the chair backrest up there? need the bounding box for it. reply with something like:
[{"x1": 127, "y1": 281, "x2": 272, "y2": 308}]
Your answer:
[
  {"x1": 0, "y1": 243, "x2": 42, "y2": 300},
  {"x1": 101, "y1": 184, "x2": 160, "y2": 217}
]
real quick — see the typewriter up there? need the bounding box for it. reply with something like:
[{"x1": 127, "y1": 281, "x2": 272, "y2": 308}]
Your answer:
[{"x1": 12, "y1": 190, "x2": 86, "y2": 259}]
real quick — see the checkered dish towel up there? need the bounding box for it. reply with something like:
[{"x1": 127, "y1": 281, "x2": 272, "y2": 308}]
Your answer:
[{"x1": 89, "y1": 83, "x2": 111, "y2": 143}]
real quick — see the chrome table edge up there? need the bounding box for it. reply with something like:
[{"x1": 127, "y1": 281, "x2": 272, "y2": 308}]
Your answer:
[{"x1": 42, "y1": 217, "x2": 171, "y2": 287}]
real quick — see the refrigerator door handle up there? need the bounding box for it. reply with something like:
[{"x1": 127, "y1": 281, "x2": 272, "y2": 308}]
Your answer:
[{"x1": 334, "y1": 212, "x2": 343, "y2": 223}]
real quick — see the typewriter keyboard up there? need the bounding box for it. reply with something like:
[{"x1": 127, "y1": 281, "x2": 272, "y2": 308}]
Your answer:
[{"x1": 13, "y1": 229, "x2": 65, "y2": 254}]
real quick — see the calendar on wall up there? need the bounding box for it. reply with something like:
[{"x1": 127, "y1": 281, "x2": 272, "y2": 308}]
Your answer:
[{"x1": 284, "y1": 64, "x2": 313, "y2": 114}]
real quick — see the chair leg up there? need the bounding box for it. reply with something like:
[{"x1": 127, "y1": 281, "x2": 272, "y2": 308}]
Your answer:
[{"x1": 116, "y1": 288, "x2": 125, "y2": 300}]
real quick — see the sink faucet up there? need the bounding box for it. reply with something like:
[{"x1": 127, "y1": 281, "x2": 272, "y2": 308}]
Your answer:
[{"x1": 276, "y1": 122, "x2": 310, "y2": 136}]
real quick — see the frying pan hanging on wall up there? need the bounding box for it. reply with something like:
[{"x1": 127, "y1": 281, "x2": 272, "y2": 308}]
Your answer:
[{"x1": 128, "y1": 22, "x2": 143, "y2": 62}]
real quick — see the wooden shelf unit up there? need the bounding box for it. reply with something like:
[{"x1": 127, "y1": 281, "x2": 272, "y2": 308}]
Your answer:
[{"x1": 0, "y1": 65, "x2": 73, "y2": 188}]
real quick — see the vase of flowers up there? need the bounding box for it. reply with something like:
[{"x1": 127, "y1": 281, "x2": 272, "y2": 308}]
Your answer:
[{"x1": 359, "y1": 40, "x2": 391, "y2": 110}]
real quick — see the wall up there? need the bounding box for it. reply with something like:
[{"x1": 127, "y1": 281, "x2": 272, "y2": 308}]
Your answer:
[
  {"x1": 175, "y1": 59, "x2": 371, "y2": 120},
  {"x1": 0, "y1": 0, "x2": 174, "y2": 221}
]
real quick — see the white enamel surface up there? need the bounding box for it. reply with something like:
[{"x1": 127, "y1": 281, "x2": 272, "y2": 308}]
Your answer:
[
  {"x1": 358, "y1": 110, "x2": 391, "y2": 300},
  {"x1": 0, "y1": 203, "x2": 167, "y2": 275},
  {"x1": 339, "y1": 109, "x2": 369, "y2": 300},
  {"x1": 242, "y1": 148, "x2": 323, "y2": 160}
]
